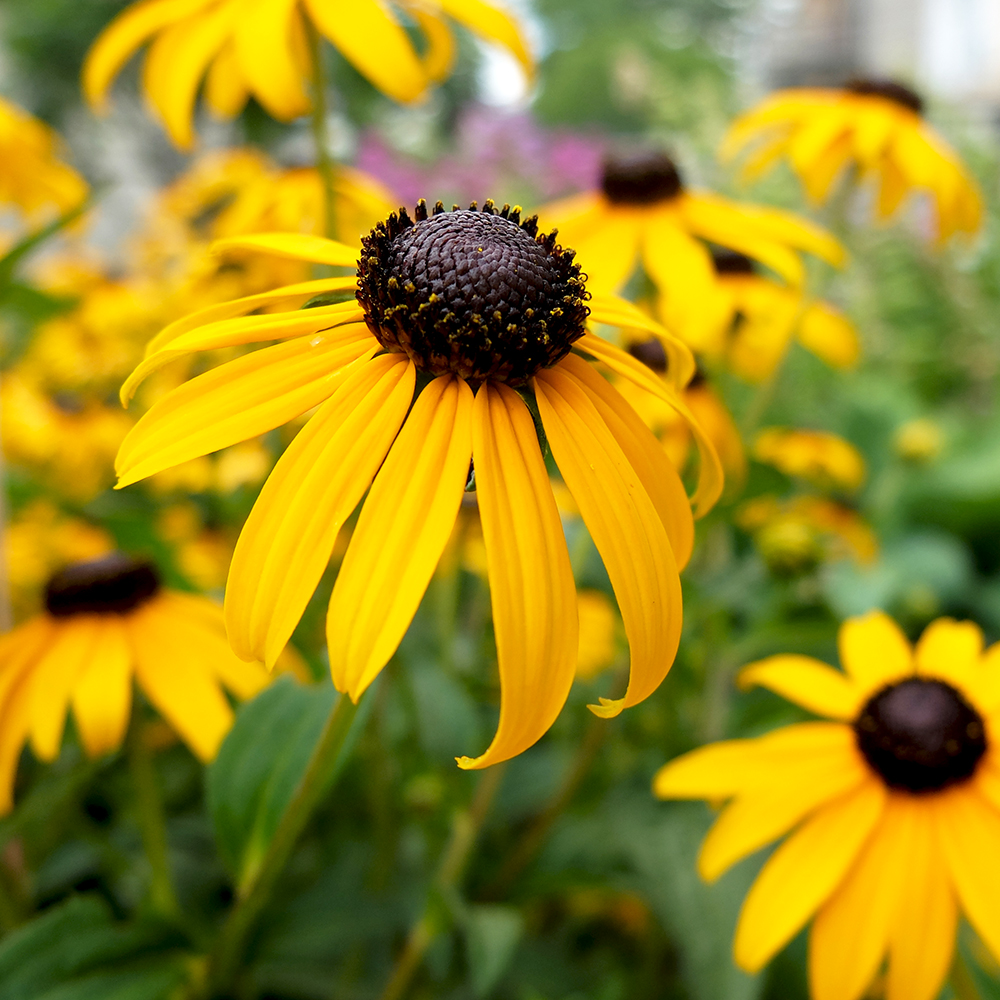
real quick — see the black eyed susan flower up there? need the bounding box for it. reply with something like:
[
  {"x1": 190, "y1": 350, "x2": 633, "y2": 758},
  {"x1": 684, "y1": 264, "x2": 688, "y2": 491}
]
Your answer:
[
  {"x1": 538, "y1": 151, "x2": 845, "y2": 347},
  {"x1": 754, "y1": 427, "x2": 865, "y2": 493},
  {"x1": 721, "y1": 80, "x2": 983, "y2": 243},
  {"x1": 116, "y1": 200, "x2": 724, "y2": 769},
  {"x1": 654, "y1": 611, "x2": 1000, "y2": 1000},
  {"x1": 83, "y1": 0, "x2": 533, "y2": 149},
  {"x1": 0, "y1": 554, "x2": 269, "y2": 813}
]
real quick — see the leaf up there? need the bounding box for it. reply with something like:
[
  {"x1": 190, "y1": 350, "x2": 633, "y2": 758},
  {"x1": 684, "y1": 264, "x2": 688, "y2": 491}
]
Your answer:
[
  {"x1": 207, "y1": 676, "x2": 372, "y2": 888},
  {"x1": 34, "y1": 965, "x2": 186, "y2": 1000},
  {"x1": 959, "y1": 928, "x2": 1000, "y2": 1000},
  {"x1": 464, "y1": 904, "x2": 524, "y2": 998}
]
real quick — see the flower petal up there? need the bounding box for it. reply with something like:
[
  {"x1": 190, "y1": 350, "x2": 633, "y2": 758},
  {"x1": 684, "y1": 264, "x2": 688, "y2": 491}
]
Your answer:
[
  {"x1": 553, "y1": 206, "x2": 641, "y2": 296},
  {"x1": 733, "y1": 777, "x2": 886, "y2": 973},
  {"x1": 431, "y1": 0, "x2": 533, "y2": 80},
  {"x1": 837, "y1": 610, "x2": 913, "y2": 694},
  {"x1": 204, "y1": 40, "x2": 249, "y2": 117},
  {"x1": 915, "y1": 617, "x2": 983, "y2": 690},
  {"x1": 457, "y1": 382, "x2": 577, "y2": 769},
  {"x1": 328, "y1": 375, "x2": 473, "y2": 700},
  {"x1": 116, "y1": 328, "x2": 377, "y2": 487},
  {"x1": 535, "y1": 364, "x2": 681, "y2": 718},
  {"x1": 71, "y1": 617, "x2": 133, "y2": 758},
  {"x1": 738, "y1": 654, "x2": 862, "y2": 720},
  {"x1": 226, "y1": 354, "x2": 414, "y2": 667},
  {"x1": 210, "y1": 231, "x2": 359, "y2": 265},
  {"x1": 796, "y1": 301, "x2": 859, "y2": 370}
]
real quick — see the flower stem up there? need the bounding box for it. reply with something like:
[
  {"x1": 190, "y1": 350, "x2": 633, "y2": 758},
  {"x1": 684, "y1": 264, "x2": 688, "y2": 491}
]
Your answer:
[
  {"x1": 127, "y1": 719, "x2": 180, "y2": 921},
  {"x1": 204, "y1": 692, "x2": 360, "y2": 996},
  {"x1": 306, "y1": 21, "x2": 337, "y2": 240},
  {"x1": 378, "y1": 764, "x2": 507, "y2": 1000}
]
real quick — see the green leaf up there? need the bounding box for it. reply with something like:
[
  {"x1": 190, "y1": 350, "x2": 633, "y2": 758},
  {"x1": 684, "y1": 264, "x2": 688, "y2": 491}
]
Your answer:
[
  {"x1": 207, "y1": 676, "x2": 371, "y2": 887},
  {"x1": 959, "y1": 929, "x2": 1000, "y2": 1000},
  {"x1": 464, "y1": 904, "x2": 524, "y2": 997},
  {"x1": 34, "y1": 965, "x2": 187, "y2": 1000}
]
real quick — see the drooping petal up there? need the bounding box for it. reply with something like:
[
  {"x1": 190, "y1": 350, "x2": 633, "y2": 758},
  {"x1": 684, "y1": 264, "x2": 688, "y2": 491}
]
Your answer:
[
  {"x1": 738, "y1": 654, "x2": 862, "y2": 720},
  {"x1": 116, "y1": 328, "x2": 377, "y2": 487},
  {"x1": 914, "y1": 617, "x2": 983, "y2": 691},
  {"x1": 70, "y1": 617, "x2": 133, "y2": 758},
  {"x1": 304, "y1": 0, "x2": 427, "y2": 103},
  {"x1": 328, "y1": 375, "x2": 473, "y2": 699},
  {"x1": 574, "y1": 333, "x2": 724, "y2": 516},
  {"x1": 837, "y1": 610, "x2": 913, "y2": 693},
  {"x1": 409, "y1": 7, "x2": 455, "y2": 82},
  {"x1": 204, "y1": 40, "x2": 249, "y2": 117},
  {"x1": 226, "y1": 354, "x2": 414, "y2": 667},
  {"x1": 535, "y1": 364, "x2": 680, "y2": 718},
  {"x1": 457, "y1": 382, "x2": 577, "y2": 769},
  {"x1": 128, "y1": 599, "x2": 234, "y2": 762},
  {"x1": 553, "y1": 207, "x2": 642, "y2": 296},
  {"x1": 733, "y1": 778, "x2": 886, "y2": 973},
  {"x1": 886, "y1": 803, "x2": 957, "y2": 1000},
  {"x1": 431, "y1": 0, "x2": 534, "y2": 81},
  {"x1": 796, "y1": 301, "x2": 859, "y2": 370},
  {"x1": 210, "y1": 231, "x2": 360, "y2": 265}
]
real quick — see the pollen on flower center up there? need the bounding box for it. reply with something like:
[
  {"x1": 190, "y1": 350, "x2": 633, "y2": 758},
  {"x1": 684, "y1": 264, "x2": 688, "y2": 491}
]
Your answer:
[
  {"x1": 600, "y1": 152, "x2": 683, "y2": 205},
  {"x1": 45, "y1": 553, "x2": 161, "y2": 617},
  {"x1": 846, "y1": 78, "x2": 924, "y2": 115},
  {"x1": 356, "y1": 199, "x2": 589, "y2": 386},
  {"x1": 853, "y1": 677, "x2": 986, "y2": 793}
]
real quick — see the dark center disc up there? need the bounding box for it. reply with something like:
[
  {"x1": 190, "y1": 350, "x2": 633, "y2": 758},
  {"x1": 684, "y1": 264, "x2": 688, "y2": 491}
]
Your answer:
[
  {"x1": 627, "y1": 338, "x2": 668, "y2": 374},
  {"x1": 846, "y1": 78, "x2": 924, "y2": 115},
  {"x1": 853, "y1": 677, "x2": 986, "y2": 793},
  {"x1": 356, "y1": 200, "x2": 589, "y2": 386},
  {"x1": 600, "y1": 152, "x2": 683, "y2": 205},
  {"x1": 711, "y1": 249, "x2": 755, "y2": 275},
  {"x1": 45, "y1": 553, "x2": 161, "y2": 617}
]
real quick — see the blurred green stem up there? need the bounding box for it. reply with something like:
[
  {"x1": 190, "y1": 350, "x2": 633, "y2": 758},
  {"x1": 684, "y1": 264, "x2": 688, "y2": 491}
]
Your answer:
[
  {"x1": 127, "y1": 719, "x2": 180, "y2": 921},
  {"x1": 204, "y1": 693, "x2": 361, "y2": 997},
  {"x1": 378, "y1": 763, "x2": 507, "y2": 1000},
  {"x1": 307, "y1": 22, "x2": 337, "y2": 240}
]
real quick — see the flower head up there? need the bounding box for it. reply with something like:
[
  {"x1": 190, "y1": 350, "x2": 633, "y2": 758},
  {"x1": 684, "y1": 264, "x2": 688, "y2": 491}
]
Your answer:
[
  {"x1": 0, "y1": 554, "x2": 270, "y2": 812},
  {"x1": 116, "y1": 200, "x2": 723, "y2": 768},
  {"x1": 654, "y1": 611, "x2": 1000, "y2": 1000},
  {"x1": 83, "y1": 0, "x2": 534, "y2": 149},
  {"x1": 754, "y1": 427, "x2": 865, "y2": 492},
  {"x1": 721, "y1": 80, "x2": 983, "y2": 242}
]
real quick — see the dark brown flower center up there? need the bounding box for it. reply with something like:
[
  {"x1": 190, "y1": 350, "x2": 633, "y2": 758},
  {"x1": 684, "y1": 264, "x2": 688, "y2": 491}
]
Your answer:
[
  {"x1": 712, "y1": 249, "x2": 755, "y2": 275},
  {"x1": 356, "y1": 200, "x2": 589, "y2": 387},
  {"x1": 854, "y1": 677, "x2": 986, "y2": 793},
  {"x1": 627, "y1": 338, "x2": 668, "y2": 374},
  {"x1": 846, "y1": 78, "x2": 924, "y2": 115},
  {"x1": 600, "y1": 153, "x2": 683, "y2": 205},
  {"x1": 45, "y1": 554, "x2": 160, "y2": 617}
]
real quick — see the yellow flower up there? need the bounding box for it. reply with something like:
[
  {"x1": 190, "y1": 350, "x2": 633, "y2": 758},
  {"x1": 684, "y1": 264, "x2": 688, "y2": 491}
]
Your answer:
[
  {"x1": 893, "y1": 417, "x2": 944, "y2": 464},
  {"x1": 0, "y1": 96, "x2": 87, "y2": 227},
  {"x1": 654, "y1": 611, "x2": 1000, "y2": 1000},
  {"x1": 83, "y1": 0, "x2": 533, "y2": 148},
  {"x1": 116, "y1": 200, "x2": 724, "y2": 768},
  {"x1": 754, "y1": 428, "x2": 865, "y2": 492},
  {"x1": 0, "y1": 554, "x2": 270, "y2": 813},
  {"x1": 721, "y1": 80, "x2": 982, "y2": 243},
  {"x1": 708, "y1": 251, "x2": 859, "y2": 381},
  {"x1": 537, "y1": 151, "x2": 845, "y2": 347}
]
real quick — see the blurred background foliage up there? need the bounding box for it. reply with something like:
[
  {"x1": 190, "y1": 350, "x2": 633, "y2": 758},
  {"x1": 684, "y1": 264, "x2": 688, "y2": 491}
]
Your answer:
[{"x1": 0, "y1": 0, "x2": 999, "y2": 998}]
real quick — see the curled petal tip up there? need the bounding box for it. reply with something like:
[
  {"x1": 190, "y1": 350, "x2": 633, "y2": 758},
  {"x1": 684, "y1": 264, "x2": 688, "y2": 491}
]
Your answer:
[{"x1": 587, "y1": 696, "x2": 625, "y2": 719}]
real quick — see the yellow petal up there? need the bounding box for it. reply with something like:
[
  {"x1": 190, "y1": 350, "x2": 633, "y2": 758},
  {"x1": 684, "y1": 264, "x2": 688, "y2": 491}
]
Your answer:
[
  {"x1": 29, "y1": 617, "x2": 104, "y2": 762},
  {"x1": 699, "y1": 746, "x2": 869, "y2": 882},
  {"x1": 914, "y1": 617, "x2": 983, "y2": 691},
  {"x1": 71, "y1": 617, "x2": 133, "y2": 758},
  {"x1": 204, "y1": 40, "x2": 249, "y2": 117},
  {"x1": 328, "y1": 375, "x2": 473, "y2": 699},
  {"x1": 457, "y1": 382, "x2": 577, "y2": 769},
  {"x1": 875, "y1": 153, "x2": 910, "y2": 220},
  {"x1": 574, "y1": 333, "x2": 724, "y2": 516},
  {"x1": 933, "y1": 784, "x2": 1000, "y2": 962},
  {"x1": 432, "y1": 0, "x2": 534, "y2": 81},
  {"x1": 116, "y1": 328, "x2": 377, "y2": 487},
  {"x1": 808, "y1": 793, "x2": 917, "y2": 1000},
  {"x1": 733, "y1": 778, "x2": 886, "y2": 973},
  {"x1": 534, "y1": 364, "x2": 680, "y2": 717},
  {"x1": 128, "y1": 599, "x2": 234, "y2": 762},
  {"x1": 550, "y1": 206, "x2": 641, "y2": 296},
  {"x1": 226, "y1": 354, "x2": 414, "y2": 667},
  {"x1": 234, "y1": 0, "x2": 311, "y2": 120},
  {"x1": 410, "y1": 8, "x2": 455, "y2": 82},
  {"x1": 82, "y1": 0, "x2": 211, "y2": 109},
  {"x1": 304, "y1": 0, "x2": 427, "y2": 103},
  {"x1": 210, "y1": 231, "x2": 359, "y2": 265},
  {"x1": 796, "y1": 302, "x2": 859, "y2": 370},
  {"x1": 738, "y1": 654, "x2": 862, "y2": 720},
  {"x1": 837, "y1": 610, "x2": 913, "y2": 694},
  {"x1": 785, "y1": 106, "x2": 851, "y2": 189},
  {"x1": 886, "y1": 803, "x2": 957, "y2": 1000}
]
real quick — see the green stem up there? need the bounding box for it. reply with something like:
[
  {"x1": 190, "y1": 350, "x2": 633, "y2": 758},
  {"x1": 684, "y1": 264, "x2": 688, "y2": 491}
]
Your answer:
[
  {"x1": 306, "y1": 22, "x2": 337, "y2": 240},
  {"x1": 378, "y1": 764, "x2": 507, "y2": 1000},
  {"x1": 127, "y1": 720, "x2": 180, "y2": 920},
  {"x1": 204, "y1": 693, "x2": 360, "y2": 997}
]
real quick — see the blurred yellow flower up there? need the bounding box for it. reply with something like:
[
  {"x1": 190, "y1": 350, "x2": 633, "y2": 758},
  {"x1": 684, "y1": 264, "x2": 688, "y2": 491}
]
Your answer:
[
  {"x1": 754, "y1": 427, "x2": 865, "y2": 492},
  {"x1": 0, "y1": 96, "x2": 87, "y2": 227},
  {"x1": 654, "y1": 611, "x2": 1000, "y2": 1000},
  {"x1": 538, "y1": 151, "x2": 845, "y2": 347},
  {"x1": 721, "y1": 80, "x2": 982, "y2": 243},
  {"x1": 83, "y1": 0, "x2": 533, "y2": 148},
  {"x1": 893, "y1": 417, "x2": 944, "y2": 464},
  {"x1": 737, "y1": 494, "x2": 877, "y2": 575},
  {"x1": 116, "y1": 203, "x2": 722, "y2": 768},
  {"x1": 0, "y1": 554, "x2": 270, "y2": 812},
  {"x1": 575, "y1": 590, "x2": 618, "y2": 681}
]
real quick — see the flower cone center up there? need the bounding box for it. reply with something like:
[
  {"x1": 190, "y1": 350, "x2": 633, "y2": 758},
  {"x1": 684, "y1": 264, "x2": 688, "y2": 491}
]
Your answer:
[
  {"x1": 601, "y1": 152, "x2": 683, "y2": 205},
  {"x1": 45, "y1": 554, "x2": 160, "y2": 617},
  {"x1": 846, "y1": 78, "x2": 924, "y2": 114}
]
